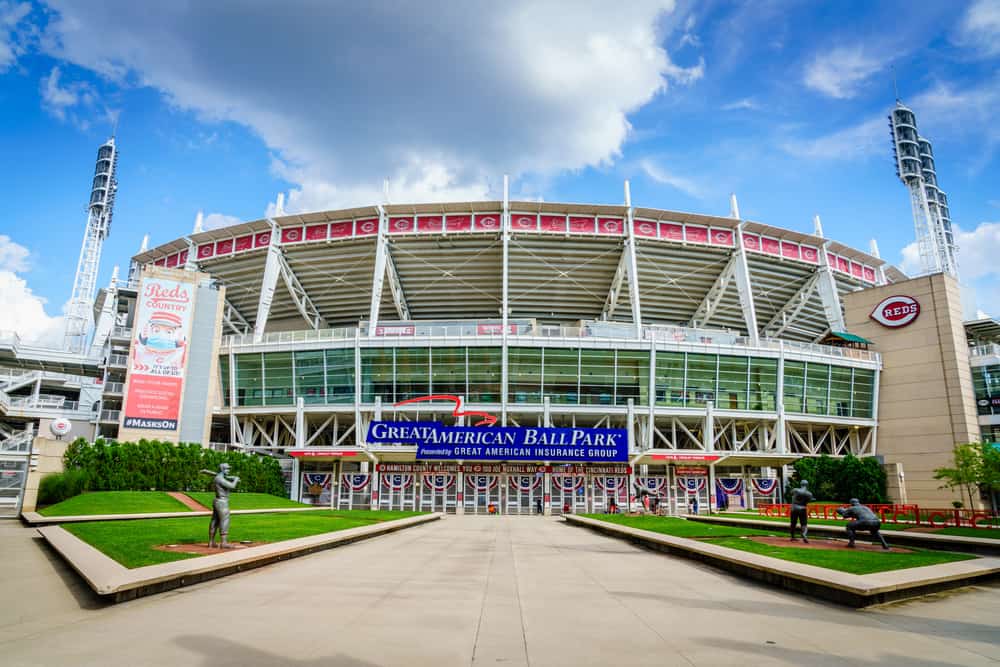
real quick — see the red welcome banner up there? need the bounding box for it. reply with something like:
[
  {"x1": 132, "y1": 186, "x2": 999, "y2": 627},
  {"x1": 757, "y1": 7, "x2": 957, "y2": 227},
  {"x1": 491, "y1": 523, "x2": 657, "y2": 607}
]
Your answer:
[{"x1": 122, "y1": 276, "x2": 195, "y2": 431}]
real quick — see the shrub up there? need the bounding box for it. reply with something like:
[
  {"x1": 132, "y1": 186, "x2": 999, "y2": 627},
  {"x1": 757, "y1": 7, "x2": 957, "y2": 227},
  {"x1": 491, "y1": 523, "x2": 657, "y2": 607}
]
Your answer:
[
  {"x1": 37, "y1": 469, "x2": 90, "y2": 507},
  {"x1": 62, "y1": 437, "x2": 285, "y2": 497}
]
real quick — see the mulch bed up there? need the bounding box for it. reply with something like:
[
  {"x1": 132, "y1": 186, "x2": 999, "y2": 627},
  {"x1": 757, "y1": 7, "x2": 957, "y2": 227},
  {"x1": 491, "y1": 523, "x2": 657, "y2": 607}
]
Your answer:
[
  {"x1": 154, "y1": 541, "x2": 264, "y2": 556},
  {"x1": 747, "y1": 535, "x2": 911, "y2": 553}
]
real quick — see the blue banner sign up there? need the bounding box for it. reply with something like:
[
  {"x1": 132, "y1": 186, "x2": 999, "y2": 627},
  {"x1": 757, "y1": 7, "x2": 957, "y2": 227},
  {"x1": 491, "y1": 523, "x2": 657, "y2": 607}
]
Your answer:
[{"x1": 366, "y1": 421, "x2": 628, "y2": 462}]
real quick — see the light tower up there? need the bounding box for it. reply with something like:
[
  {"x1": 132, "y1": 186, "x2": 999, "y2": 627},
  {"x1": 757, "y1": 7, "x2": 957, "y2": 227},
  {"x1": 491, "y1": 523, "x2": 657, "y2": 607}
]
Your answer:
[
  {"x1": 889, "y1": 102, "x2": 958, "y2": 276},
  {"x1": 63, "y1": 137, "x2": 118, "y2": 353}
]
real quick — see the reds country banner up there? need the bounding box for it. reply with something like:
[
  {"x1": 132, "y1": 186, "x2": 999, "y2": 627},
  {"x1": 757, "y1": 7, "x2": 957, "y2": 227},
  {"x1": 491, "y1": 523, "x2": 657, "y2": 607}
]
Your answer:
[{"x1": 122, "y1": 276, "x2": 195, "y2": 431}]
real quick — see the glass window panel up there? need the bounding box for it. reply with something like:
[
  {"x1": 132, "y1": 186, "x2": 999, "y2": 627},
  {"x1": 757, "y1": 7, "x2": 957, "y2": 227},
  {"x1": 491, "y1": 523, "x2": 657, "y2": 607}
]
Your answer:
[
  {"x1": 361, "y1": 348, "x2": 394, "y2": 403},
  {"x1": 263, "y1": 352, "x2": 294, "y2": 406},
  {"x1": 508, "y1": 347, "x2": 541, "y2": 403},
  {"x1": 219, "y1": 355, "x2": 230, "y2": 407},
  {"x1": 783, "y1": 360, "x2": 805, "y2": 413},
  {"x1": 851, "y1": 368, "x2": 875, "y2": 418},
  {"x1": 655, "y1": 352, "x2": 685, "y2": 406},
  {"x1": 431, "y1": 347, "x2": 466, "y2": 397},
  {"x1": 467, "y1": 348, "x2": 501, "y2": 403},
  {"x1": 615, "y1": 350, "x2": 649, "y2": 406},
  {"x1": 804, "y1": 363, "x2": 829, "y2": 415},
  {"x1": 325, "y1": 349, "x2": 355, "y2": 404},
  {"x1": 294, "y1": 351, "x2": 325, "y2": 404},
  {"x1": 394, "y1": 347, "x2": 429, "y2": 402},
  {"x1": 686, "y1": 353, "x2": 717, "y2": 407},
  {"x1": 545, "y1": 348, "x2": 579, "y2": 405},
  {"x1": 829, "y1": 366, "x2": 853, "y2": 417},
  {"x1": 580, "y1": 349, "x2": 614, "y2": 406},
  {"x1": 717, "y1": 355, "x2": 748, "y2": 410},
  {"x1": 235, "y1": 353, "x2": 263, "y2": 407},
  {"x1": 749, "y1": 358, "x2": 777, "y2": 411}
]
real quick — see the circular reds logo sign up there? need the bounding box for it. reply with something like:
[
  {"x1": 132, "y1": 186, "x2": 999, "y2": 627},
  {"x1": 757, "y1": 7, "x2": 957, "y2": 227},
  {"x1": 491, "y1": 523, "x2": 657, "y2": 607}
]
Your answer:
[{"x1": 870, "y1": 295, "x2": 920, "y2": 328}]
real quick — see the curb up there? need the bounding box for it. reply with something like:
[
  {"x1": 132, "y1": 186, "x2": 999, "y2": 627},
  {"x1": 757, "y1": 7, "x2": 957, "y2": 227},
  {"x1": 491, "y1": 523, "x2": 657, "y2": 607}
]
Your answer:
[{"x1": 563, "y1": 514, "x2": 1000, "y2": 608}]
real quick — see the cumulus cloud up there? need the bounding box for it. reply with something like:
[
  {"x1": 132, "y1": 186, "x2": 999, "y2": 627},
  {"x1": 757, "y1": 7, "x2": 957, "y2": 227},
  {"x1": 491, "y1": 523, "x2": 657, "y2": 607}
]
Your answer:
[
  {"x1": 955, "y1": 0, "x2": 1000, "y2": 58},
  {"x1": 781, "y1": 116, "x2": 886, "y2": 160},
  {"x1": 0, "y1": 236, "x2": 65, "y2": 346},
  {"x1": 804, "y1": 45, "x2": 883, "y2": 99},
  {"x1": 900, "y1": 221, "x2": 1000, "y2": 318},
  {"x1": 202, "y1": 213, "x2": 242, "y2": 231},
  {"x1": 39, "y1": 1, "x2": 702, "y2": 213},
  {"x1": 0, "y1": 1, "x2": 30, "y2": 71},
  {"x1": 639, "y1": 158, "x2": 705, "y2": 199}
]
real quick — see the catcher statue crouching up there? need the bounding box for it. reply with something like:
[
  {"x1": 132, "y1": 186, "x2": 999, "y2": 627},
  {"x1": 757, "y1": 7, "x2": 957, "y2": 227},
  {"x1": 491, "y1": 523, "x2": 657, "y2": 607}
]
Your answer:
[
  {"x1": 201, "y1": 463, "x2": 240, "y2": 548},
  {"x1": 836, "y1": 499, "x2": 890, "y2": 550}
]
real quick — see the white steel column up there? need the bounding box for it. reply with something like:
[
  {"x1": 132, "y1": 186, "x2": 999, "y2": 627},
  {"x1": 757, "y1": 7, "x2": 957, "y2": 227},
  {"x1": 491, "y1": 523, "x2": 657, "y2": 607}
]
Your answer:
[
  {"x1": 501, "y1": 175, "x2": 510, "y2": 425},
  {"x1": 732, "y1": 222, "x2": 760, "y2": 346},
  {"x1": 624, "y1": 181, "x2": 643, "y2": 339},
  {"x1": 253, "y1": 221, "x2": 282, "y2": 341},
  {"x1": 295, "y1": 397, "x2": 305, "y2": 448},
  {"x1": 368, "y1": 205, "x2": 389, "y2": 337},
  {"x1": 704, "y1": 401, "x2": 715, "y2": 453},
  {"x1": 776, "y1": 342, "x2": 787, "y2": 454},
  {"x1": 816, "y1": 241, "x2": 846, "y2": 333}
]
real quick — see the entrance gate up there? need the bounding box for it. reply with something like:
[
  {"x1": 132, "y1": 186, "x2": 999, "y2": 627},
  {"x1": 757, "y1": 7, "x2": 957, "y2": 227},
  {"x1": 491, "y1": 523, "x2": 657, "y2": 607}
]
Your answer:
[
  {"x1": 420, "y1": 473, "x2": 457, "y2": 513},
  {"x1": 464, "y1": 475, "x2": 500, "y2": 515},
  {"x1": 338, "y1": 473, "x2": 371, "y2": 509},
  {"x1": 636, "y1": 476, "x2": 670, "y2": 514},
  {"x1": 380, "y1": 473, "x2": 417, "y2": 511},
  {"x1": 505, "y1": 475, "x2": 543, "y2": 515},
  {"x1": 551, "y1": 474, "x2": 585, "y2": 515},
  {"x1": 589, "y1": 475, "x2": 628, "y2": 513},
  {"x1": 676, "y1": 475, "x2": 710, "y2": 514}
]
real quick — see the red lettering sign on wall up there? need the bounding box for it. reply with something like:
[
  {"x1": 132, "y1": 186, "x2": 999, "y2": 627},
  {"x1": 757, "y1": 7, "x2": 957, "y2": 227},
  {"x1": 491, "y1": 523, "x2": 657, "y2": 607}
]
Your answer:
[{"x1": 870, "y1": 295, "x2": 920, "y2": 328}]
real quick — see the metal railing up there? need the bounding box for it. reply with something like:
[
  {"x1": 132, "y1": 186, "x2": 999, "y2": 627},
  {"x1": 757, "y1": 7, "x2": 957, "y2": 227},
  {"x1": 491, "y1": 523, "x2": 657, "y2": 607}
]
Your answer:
[
  {"x1": 9, "y1": 395, "x2": 81, "y2": 412},
  {"x1": 104, "y1": 382, "x2": 125, "y2": 394},
  {"x1": 0, "y1": 388, "x2": 9, "y2": 413},
  {"x1": 970, "y1": 343, "x2": 1000, "y2": 359},
  {"x1": 0, "y1": 429, "x2": 33, "y2": 453},
  {"x1": 99, "y1": 409, "x2": 120, "y2": 422},
  {"x1": 111, "y1": 326, "x2": 133, "y2": 339},
  {"x1": 222, "y1": 321, "x2": 880, "y2": 364},
  {"x1": 107, "y1": 353, "x2": 129, "y2": 367}
]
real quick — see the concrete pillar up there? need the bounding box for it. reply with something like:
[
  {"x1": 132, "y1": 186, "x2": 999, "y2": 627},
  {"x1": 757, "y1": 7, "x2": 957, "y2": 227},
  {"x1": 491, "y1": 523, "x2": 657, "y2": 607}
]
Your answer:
[{"x1": 456, "y1": 466, "x2": 465, "y2": 515}]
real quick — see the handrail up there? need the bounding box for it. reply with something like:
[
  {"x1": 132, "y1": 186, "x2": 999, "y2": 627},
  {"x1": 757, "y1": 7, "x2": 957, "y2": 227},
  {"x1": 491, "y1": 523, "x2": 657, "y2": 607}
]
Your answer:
[{"x1": 970, "y1": 343, "x2": 1000, "y2": 359}]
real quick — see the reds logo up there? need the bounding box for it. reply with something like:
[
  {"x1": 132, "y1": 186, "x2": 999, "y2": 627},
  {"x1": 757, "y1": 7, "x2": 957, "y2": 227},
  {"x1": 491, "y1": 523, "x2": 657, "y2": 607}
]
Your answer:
[{"x1": 870, "y1": 295, "x2": 920, "y2": 328}]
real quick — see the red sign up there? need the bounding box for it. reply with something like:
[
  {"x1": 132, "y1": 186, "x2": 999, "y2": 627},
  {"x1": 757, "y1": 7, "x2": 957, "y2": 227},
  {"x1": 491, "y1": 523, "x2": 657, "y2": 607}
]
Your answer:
[
  {"x1": 234, "y1": 235, "x2": 253, "y2": 252},
  {"x1": 281, "y1": 227, "x2": 303, "y2": 243},
  {"x1": 633, "y1": 220, "x2": 657, "y2": 237},
  {"x1": 390, "y1": 217, "x2": 415, "y2": 233},
  {"x1": 742, "y1": 233, "x2": 760, "y2": 251},
  {"x1": 330, "y1": 221, "x2": 353, "y2": 238},
  {"x1": 289, "y1": 450, "x2": 358, "y2": 458},
  {"x1": 660, "y1": 223, "x2": 683, "y2": 241},
  {"x1": 863, "y1": 266, "x2": 876, "y2": 283},
  {"x1": 477, "y1": 323, "x2": 516, "y2": 335},
  {"x1": 197, "y1": 243, "x2": 215, "y2": 259},
  {"x1": 216, "y1": 239, "x2": 234, "y2": 254},
  {"x1": 418, "y1": 216, "x2": 443, "y2": 233},
  {"x1": 651, "y1": 454, "x2": 722, "y2": 462},
  {"x1": 475, "y1": 214, "x2": 501, "y2": 231},
  {"x1": 761, "y1": 238, "x2": 780, "y2": 255},
  {"x1": 710, "y1": 229, "x2": 734, "y2": 246},
  {"x1": 374, "y1": 325, "x2": 415, "y2": 336},
  {"x1": 254, "y1": 232, "x2": 271, "y2": 248},
  {"x1": 870, "y1": 295, "x2": 920, "y2": 328},
  {"x1": 306, "y1": 223, "x2": 329, "y2": 241},
  {"x1": 597, "y1": 218, "x2": 623, "y2": 235},
  {"x1": 446, "y1": 215, "x2": 472, "y2": 232},
  {"x1": 568, "y1": 216, "x2": 595, "y2": 233},
  {"x1": 540, "y1": 215, "x2": 565, "y2": 233},
  {"x1": 355, "y1": 219, "x2": 379, "y2": 236},
  {"x1": 511, "y1": 214, "x2": 536, "y2": 231},
  {"x1": 685, "y1": 226, "x2": 708, "y2": 244},
  {"x1": 800, "y1": 246, "x2": 818, "y2": 263},
  {"x1": 780, "y1": 241, "x2": 800, "y2": 260},
  {"x1": 674, "y1": 466, "x2": 708, "y2": 476}
]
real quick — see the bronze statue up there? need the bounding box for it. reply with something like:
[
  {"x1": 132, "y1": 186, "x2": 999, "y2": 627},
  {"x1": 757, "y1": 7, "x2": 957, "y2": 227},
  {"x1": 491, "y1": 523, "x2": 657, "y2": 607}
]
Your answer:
[
  {"x1": 836, "y1": 499, "x2": 890, "y2": 550},
  {"x1": 789, "y1": 480, "x2": 813, "y2": 543},
  {"x1": 201, "y1": 463, "x2": 240, "y2": 548}
]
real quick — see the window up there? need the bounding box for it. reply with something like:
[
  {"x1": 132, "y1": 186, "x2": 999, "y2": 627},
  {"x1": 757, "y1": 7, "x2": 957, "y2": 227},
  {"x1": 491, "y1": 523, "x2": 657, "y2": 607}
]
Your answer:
[
  {"x1": 579, "y1": 349, "x2": 614, "y2": 405},
  {"x1": 263, "y1": 352, "x2": 294, "y2": 406},
  {"x1": 235, "y1": 354, "x2": 263, "y2": 406},
  {"x1": 294, "y1": 351, "x2": 325, "y2": 404},
  {"x1": 655, "y1": 352, "x2": 685, "y2": 406},
  {"x1": 219, "y1": 355, "x2": 230, "y2": 407},
  {"x1": 852, "y1": 368, "x2": 875, "y2": 418},
  {"x1": 686, "y1": 353, "x2": 717, "y2": 407},
  {"x1": 326, "y1": 349, "x2": 355, "y2": 404},
  {"x1": 749, "y1": 358, "x2": 777, "y2": 411},
  {"x1": 717, "y1": 356, "x2": 748, "y2": 410},
  {"x1": 432, "y1": 347, "x2": 465, "y2": 397},
  {"x1": 804, "y1": 363, "x2": 829, "y2": 415},
  {"x1": 615, "y1": 350, "x2": 649, "y2": 406},
  {"x1": 783, "y1": 361, "x2": 804, "y2": 413},
  {"x1": 361, "y1": 348, "x2": 394, "y2": 403},
  {"x1": 467, "y1": 348, "x2": 501, "y2": 402},
  {"x1": 544, "y1": 348, "x2": 579, "y2": 405},
  {"x1": 508, "y1": 347, "x2": 541, "y2": 403},
  {"x1": 394, "y1": 348, "x2": 429, "y2": 401},
  {"x1": 829, "y1": 366, "x2": 853, "y2": 417}
]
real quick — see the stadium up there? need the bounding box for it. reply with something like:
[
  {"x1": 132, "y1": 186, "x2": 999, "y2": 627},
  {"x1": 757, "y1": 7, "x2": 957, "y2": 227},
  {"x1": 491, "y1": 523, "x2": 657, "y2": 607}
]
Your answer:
[{"x1": 105, "y1": 189, "x2": 894, "y2": 516}]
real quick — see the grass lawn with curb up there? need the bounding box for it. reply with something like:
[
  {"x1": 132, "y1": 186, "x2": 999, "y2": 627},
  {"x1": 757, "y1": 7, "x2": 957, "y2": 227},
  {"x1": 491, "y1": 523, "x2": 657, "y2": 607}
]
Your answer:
[
  {"x1": 581, "y1": 515, "x2": 976, "y2": 574},
  {"x1": 63, "y1": 510, "x2": 423, "y2": 568},
  {"x1": 715, "y1": 512, "x2": 1000, "y2": 539},
  {"x1": 39, "y1": 492, "x2": 193, "y2": 517},
  {"x1": 184, "y1": 492, "x2": 310, "y2": 511}
]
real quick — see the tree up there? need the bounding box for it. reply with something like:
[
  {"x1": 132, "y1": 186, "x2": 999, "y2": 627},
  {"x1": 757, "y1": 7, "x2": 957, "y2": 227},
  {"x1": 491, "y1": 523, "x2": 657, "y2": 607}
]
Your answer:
[
  {"x1": 978, "y1": 442, "x2": 1000, "y2": 513},
  {"x1": 934, "y1": 443, "x2": 982, "y2": 509}
]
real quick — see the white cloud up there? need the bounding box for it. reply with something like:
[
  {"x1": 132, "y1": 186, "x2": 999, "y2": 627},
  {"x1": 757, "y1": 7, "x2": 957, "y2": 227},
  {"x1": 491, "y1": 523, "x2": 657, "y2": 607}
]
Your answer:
[
  {"x1": 804, "y1": 46, "x2": 883, "y2": 99},
  {"x1": 781, "y1": 116, "x2": 886, "y2": 160},
  {"x1": 39, "y1": 1, "x2": 702, "y2": 213},
  {"x1": 202, "y1": 213, "x2": 241, "y2": 231},
  {"x1": 721, "y1": 97, "x2": 759, "y2": 111},
  {"x1": 0, "y1": 1, "x2": 30, "y2": 71},
  {"x1": 900, "y1": 221, "x2": 1000, "y2": 318},
  {"x1": 0, "y1": 237, "x2": 65, "y2": 346},
  {"x1": 639, "y1": 158, "x2": 705, "y2": 199},
  {"x1": 955, "y1": 0, "x2": 1000, "y2": 58},
  {"x1": 39, "y1": 65, "x2": 98, "y2": 128}
]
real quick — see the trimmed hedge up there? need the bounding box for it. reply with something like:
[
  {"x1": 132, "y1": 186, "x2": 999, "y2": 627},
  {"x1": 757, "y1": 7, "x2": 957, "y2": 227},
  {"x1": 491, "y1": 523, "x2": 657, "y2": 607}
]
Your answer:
[
  {"x1": 61, "y1": 438, "x2": 286, "y2": 498},
  {"x1": 789, "y1": 454, "x2": 887, "y2": 504},
  {"x1": 37, "y1": 469, "x2": 90, "y2": 506}
]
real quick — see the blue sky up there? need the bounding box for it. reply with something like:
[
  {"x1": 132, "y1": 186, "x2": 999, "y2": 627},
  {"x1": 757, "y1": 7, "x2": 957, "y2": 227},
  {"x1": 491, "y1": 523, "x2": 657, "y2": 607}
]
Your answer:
[{"x1": 2, "y1": 0, "x2": 999, "y2": 345}]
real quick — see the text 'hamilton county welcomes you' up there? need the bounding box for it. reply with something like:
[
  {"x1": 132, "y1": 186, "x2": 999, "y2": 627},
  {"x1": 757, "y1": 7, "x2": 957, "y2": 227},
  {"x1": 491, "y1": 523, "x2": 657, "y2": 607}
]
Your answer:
[{"x1": 366, "y1": 422, "x2": 628, "y2": 462}]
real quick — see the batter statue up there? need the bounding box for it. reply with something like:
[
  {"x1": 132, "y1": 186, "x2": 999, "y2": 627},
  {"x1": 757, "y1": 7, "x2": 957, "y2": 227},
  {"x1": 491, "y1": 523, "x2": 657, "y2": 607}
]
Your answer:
[
  {"x1": 201, "y1": 463, "x2": 240, "y2": 548},
  {"x1": 789, "y1": 480, "x2": 814, "y2": 543},
  {"x1": 836, "y1": 499, "x2": 890, "y2": 550}
]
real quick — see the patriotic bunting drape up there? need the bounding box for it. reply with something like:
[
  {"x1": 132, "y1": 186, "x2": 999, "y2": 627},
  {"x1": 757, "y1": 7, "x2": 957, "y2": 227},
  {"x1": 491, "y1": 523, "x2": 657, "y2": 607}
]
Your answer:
[
  {"x1": 677, "y1": 477, "x2": 707, "y2": 494},
  {"x1": 341, "y1": 473, "x2": 369, "y2": 491},
  {"x1": 423, "y1": 474, "x2": 455, "y2": 491},
  {"x1": 466, "y1": 475, "x2": 498, "y2": 491},
  {"x1": 553, "y1": 475, "x2": 585, "y2": 491},
  {"x1": 750, "y1": 478, "x2": 778, "y2": 495},
  {"x1": 382, "y1": 473, "x2": 413, "y2": 490},
  {"x1": 509, "y1": 475, "x2": 542, "y2": 491}
]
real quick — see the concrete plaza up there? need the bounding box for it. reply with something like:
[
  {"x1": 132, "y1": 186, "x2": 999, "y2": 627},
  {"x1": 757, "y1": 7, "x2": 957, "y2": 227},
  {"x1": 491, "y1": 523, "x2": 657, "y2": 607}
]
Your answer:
[{"x1": 1, "y1": 516, "x2": 998, "y2": 666}]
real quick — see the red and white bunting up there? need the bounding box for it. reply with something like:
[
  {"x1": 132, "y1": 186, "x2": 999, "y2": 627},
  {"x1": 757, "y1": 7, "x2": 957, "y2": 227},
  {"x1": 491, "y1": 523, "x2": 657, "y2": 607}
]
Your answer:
[
  {"x1": 509, "y1": 475, "x2": 542, "y2": 491},
  {"x1": 552, "y1": 474, "x2": 585, "y2": 491},
  {"x1": 382, "y1": 473, "x2": 413, "y2": 490},
  {"x1": 466, "y1": 475, "x2": 498, "y2": 491},
  {"x1": 423, "y1": 474, "x2": 455, "y2": 491},
  {"x1": 341, "y1": 473, "x2": 370, "y2": 491}
]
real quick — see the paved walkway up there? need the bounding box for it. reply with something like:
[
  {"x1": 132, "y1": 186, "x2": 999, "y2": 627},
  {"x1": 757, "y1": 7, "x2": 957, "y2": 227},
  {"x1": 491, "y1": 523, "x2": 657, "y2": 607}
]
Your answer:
[{"x1": 1, "y1": 516, "x2": 998, "y2": 666}]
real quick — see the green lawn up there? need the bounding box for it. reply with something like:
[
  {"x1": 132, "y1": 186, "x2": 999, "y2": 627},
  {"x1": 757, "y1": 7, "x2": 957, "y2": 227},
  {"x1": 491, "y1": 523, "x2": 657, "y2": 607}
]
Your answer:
[
  {"x1": 716, "y1": 512, "x2": 1000, "y2": 539},
  {"x1": 39, "y1": 491, "x2": 192, "y2": 517},
  {"x1": 184, "y1": 492, "x2": 310, "y2": 511},
  {"x1": 581, "y1": 515, "x2": 976, "y2": 574},
  {"x1": 63, "y1": 510, "x2": 423, "y2": 568}
]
